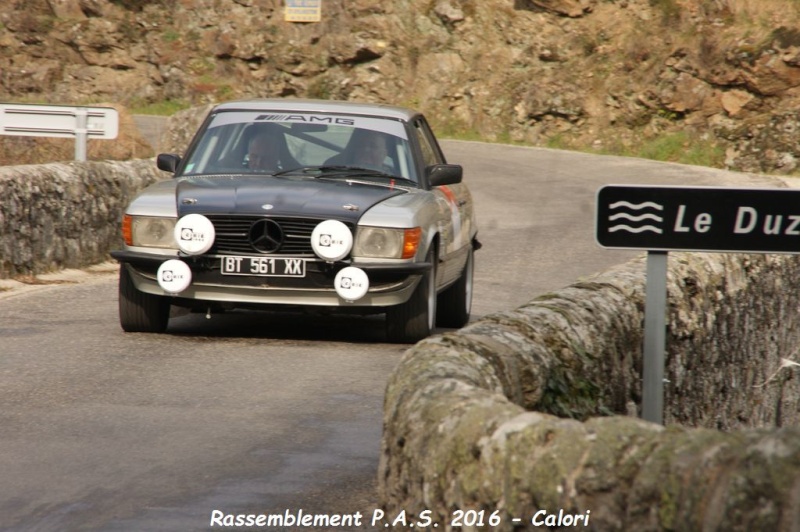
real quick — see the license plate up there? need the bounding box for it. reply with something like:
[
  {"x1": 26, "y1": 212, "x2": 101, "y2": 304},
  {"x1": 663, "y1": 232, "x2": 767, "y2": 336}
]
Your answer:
[{"x1": 220, "y1": 256, "x2": 306, "y2": 277}]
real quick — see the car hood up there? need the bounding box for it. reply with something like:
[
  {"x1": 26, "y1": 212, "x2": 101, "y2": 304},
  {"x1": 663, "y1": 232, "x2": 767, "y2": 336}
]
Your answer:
[{"x1": 174, "y1": 175, "x2": 407, "y2": 222}]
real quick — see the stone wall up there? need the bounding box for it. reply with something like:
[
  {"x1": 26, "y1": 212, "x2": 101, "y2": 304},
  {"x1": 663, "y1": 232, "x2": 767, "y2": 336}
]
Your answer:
[
  {"x1": 379, "y1": 253, "x2": 800, "y2": 530},
  {"x1": 0, "y1": 159, "x2": 164, "y2": 277}
]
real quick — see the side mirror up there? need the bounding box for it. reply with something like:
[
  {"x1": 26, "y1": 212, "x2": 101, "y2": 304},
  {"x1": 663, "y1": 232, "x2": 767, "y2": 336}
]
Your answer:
[
  {"x1": 157, "y1": 153, "x2": 181, "y2": 174},
  {"x1": 426, "y1": 164, "x2": 463, "y2": 187}
]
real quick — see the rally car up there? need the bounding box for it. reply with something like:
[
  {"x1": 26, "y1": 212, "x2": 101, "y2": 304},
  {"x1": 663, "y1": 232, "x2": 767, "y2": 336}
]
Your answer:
[{"x1": 112, "y1": 99, "x2": 478, "y2": 343}]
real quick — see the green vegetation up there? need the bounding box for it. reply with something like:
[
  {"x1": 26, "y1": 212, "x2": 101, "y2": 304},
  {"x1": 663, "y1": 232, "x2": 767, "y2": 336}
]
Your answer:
[
  {"x1": 536, "y1": 343, "x2": 614, "y2": 420},
  {"x1": 307, "y1": 76, "x2": 335, "y2": 100},
  {"x1": 440, "y1": 124, "x2": 726, "y2": 171},
  {"x1": 214, "y1": 85, "x2": 235, "y2": 100},
  {"x1": 162, "y1": 29, "x2": 181, "y2": 42},
  {"x1": 602, "y1": 130, "x2": 726, "y2": 168},
  {"x1": 129, "y1": 99, "x2": 191, "y2": 115},
  {"x1": 545, "y1": 133, "x2": 572, "y2": 151},
  {"x1": 434, "y1": 118, "x2": 484, "y2": 143},
  {"x1": 187, "y1": 58, "x2": 215, "y2": 76},
  {"x1": 649, "y1": 0, "x2": 681, "y2": 26},
  {"x1": 438, "y1": 127, "x2": 485, "y2": 143},
  {"x1": 186, "y1": 75, "x2": 235, "y2": 101}
]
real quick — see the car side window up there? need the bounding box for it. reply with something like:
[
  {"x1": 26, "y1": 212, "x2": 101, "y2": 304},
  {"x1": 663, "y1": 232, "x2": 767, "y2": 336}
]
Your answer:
[{"x1": 413, "y1": 119, "x2": 442, "y2": 168}]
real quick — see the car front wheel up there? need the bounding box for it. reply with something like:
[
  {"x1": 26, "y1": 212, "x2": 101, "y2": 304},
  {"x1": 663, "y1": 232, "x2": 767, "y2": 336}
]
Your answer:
[
  {"x1": 118, "y1": 264, "x2": 170, "y2": 333},
  {"x1": 385, "y1": 248, "x2": 437, "y2": 343},
  {"x1": 436, "y1": 245, "x2": 473, "y2": 328}
]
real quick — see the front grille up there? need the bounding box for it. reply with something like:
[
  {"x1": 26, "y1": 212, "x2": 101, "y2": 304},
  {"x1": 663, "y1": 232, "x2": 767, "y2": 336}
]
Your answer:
[{"x1": 205, "y1": 215, "x2": 353, "y2": 256}]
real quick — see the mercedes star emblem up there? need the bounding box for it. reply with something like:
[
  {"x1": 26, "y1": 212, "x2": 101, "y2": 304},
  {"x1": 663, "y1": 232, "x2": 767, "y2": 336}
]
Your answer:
[{"x1": 248, "y1": 218, "x2": 284, "y2": 253}]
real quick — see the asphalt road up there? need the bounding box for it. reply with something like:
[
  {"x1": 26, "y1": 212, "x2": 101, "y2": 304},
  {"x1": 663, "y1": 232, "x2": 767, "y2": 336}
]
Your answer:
[{"x1": 0, "y1": 139, "x2": 785, "y2": 531}]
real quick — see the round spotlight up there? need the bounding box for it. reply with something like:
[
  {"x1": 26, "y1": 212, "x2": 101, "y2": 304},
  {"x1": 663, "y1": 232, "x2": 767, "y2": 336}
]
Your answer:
[
  {"x1": 174, "y1": 214, "x2": 215, "y2": 255},
  {"x1": 311, "y1": 220, "x2": 353, "y2": 261},
  {"x1": 157, "y1": 259, "x2": 192, "y2": 294},
  {"x1": 334, "y1": 267, "x2": 369, "y2": 302}
]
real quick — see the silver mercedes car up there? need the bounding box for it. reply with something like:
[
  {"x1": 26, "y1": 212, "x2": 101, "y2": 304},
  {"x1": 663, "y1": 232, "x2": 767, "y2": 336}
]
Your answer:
[{"x1": 112, "y1": 99, "x2": 479, "y2": 342}]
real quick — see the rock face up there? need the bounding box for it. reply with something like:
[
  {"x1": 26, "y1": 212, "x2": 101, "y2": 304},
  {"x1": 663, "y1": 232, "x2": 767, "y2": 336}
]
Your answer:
[
  {"x1": 2, "y1": 0, "x2": 800, "y2": 174},
  {"x1": 379, "y1": 253, "x2": 800, "y2": 530}
]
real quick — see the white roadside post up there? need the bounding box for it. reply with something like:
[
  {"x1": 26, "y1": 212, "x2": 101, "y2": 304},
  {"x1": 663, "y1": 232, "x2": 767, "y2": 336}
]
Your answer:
[{"x1": 0, "y1": 103, "x2": 119, "y2": 161}]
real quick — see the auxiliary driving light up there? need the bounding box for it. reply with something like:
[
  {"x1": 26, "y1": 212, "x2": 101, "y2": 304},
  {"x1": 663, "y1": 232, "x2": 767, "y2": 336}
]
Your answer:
[
  {"x1": 334, "y1": 267, "x2": 369, "y2": 302},
  {"x1": 174, "y1": 214, "x2": 215, "y2": 255},
  {"x1": 311, "y1": 219, "x2": 353, "y2": 261},
  {"x1": 157, "y1": 259, "x2": 192, "y2": 294}
]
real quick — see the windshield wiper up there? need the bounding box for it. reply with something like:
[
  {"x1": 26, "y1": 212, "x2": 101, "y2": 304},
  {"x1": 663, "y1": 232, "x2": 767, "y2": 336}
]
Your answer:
[
  {"x1": 273, "y1": 165, "x2": 417, "y2": 186},
  {"x1": 336, "y1": 172, "x2": 419, "y2": 188},
  {"x1": 272, "y1": 165, "x2": 346, "y2": 177}
]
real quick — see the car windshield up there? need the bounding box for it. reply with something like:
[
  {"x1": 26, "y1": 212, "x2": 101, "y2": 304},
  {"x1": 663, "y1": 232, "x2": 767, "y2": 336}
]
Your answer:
[{"x1": 180, "y1": 110, "x2": 419, "y2": 183}]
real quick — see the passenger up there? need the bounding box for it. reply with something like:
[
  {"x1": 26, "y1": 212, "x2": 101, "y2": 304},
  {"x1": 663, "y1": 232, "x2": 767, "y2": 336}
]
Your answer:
[
  {"x1": 247, "y1": 131, "x2": 281, "y2": 171},
  {"x1": 326, "y1": 129, "x2": 392, "y2": 173},
  {"x1": 352, "y1": 133, "x2": 389, "y2": 171}
]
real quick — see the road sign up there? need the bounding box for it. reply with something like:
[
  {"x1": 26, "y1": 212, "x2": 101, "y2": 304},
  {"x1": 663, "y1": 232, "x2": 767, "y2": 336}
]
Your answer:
[
  {"x1": 285, "y1": 0, "x2": 321, "y2": 22},
  {"x1": 596, "y1": 184, "x2": 800, "y2": 425},
  {"x1": 0, "y1": 103, "x2": 119, "y2": 161},
  {"x1": 597, "y1": 185, "x2": 800, "y2": 253}
]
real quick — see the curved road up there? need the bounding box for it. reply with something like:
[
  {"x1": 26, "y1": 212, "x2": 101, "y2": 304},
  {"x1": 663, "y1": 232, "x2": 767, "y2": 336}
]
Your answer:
[{"x1": 0, "y1": 141, "x2": 783, "y2": 530}]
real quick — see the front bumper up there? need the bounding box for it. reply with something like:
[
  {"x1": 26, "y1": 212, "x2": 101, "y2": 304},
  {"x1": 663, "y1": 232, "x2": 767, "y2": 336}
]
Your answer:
[{"x1": 111, "y1": 250, "x2": 430, "y2": 308}]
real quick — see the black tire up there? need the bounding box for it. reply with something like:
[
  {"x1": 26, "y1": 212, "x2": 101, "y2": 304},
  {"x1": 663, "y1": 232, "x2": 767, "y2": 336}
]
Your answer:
[
  {"x1": 436, "y1": 246, "x2": 474, "y2": 328},
  {"x1": 386, "y1": 248, "x2": 437, "y2": 343},
  {"x1": 118, "y1": 264, "x2": 170, "y2": 333}
]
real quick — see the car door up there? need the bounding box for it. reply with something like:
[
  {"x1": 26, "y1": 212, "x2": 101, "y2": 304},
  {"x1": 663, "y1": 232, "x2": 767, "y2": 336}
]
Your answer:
[{"x1": 412, "y1": 117, "x2": 474, "y2": 284}]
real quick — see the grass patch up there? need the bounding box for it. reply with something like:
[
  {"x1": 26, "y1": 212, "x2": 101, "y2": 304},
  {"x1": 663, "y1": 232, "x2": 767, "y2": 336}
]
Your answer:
[
  {"x1": 129, "y1": 99, "x2": 191, "y2": 115},
  {"x1": 433, "y1": 120, "x2": 485, "y2": 142},
  {"x1": 434, "y1": 117, "x2": 530, "y2": 146},
  {"x1": 434, "y1": 121, "x2": 727, "y2": 170},
  {"x1": 628, "y1": 131, "x2": 725, "y2": 167},
  {"x1": 162, "y1": 29, "x2": 181, "y2": 42},
  {"x1": 649, "y1": 0, "x2": 681, "y2": 26},
  {"x1": 545, "y1": 133, "x2": 576, "y2": 151}
]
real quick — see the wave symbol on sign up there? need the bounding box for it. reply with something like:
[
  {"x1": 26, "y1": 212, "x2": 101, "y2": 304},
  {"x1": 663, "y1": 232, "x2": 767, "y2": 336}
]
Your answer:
[{"x1": 608, "y1": 200, "x2": 665, "y2": 234}]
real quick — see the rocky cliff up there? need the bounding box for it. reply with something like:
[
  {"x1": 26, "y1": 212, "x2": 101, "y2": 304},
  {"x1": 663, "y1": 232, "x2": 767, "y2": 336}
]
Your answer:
[{"x1": 2, "y1": 0, "x2": 800, "y2": 174}]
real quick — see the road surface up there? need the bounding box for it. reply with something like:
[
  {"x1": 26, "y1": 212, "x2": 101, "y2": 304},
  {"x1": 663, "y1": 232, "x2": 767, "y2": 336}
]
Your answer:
[{"x1": 0, "y1": 139, "x2": 783, "y2": 530}]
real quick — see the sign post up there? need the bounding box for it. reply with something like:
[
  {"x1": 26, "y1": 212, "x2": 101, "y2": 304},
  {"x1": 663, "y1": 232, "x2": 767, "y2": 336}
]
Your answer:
[
  {"x1": 596, "y1": 185, "x2": 800, "y2": 424},
  {"x1": 641, "y1": 250, "x2": 667, "y2": 424},
  {"x1": 0, "y1": 103, "x2": 119, "y2": 162}
]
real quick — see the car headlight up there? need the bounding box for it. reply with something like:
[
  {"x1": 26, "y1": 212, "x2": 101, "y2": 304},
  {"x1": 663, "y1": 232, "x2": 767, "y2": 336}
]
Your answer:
[
  {"x1": 123, "y1": 215, "x2": 177, "y2": 249},
  {"x1": 354, "y1": 227, "x2": 421, "y2": 259}
]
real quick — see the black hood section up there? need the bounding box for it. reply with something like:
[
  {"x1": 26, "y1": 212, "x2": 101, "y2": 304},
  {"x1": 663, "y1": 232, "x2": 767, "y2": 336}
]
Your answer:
[{"x1": 175, "y1": 176, "x2": 406, "y2": 223}]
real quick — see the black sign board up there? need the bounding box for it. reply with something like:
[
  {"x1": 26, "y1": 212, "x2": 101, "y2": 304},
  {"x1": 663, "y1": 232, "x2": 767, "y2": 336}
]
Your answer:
[{"x1": 596, "y1": 185, "x2": 800, "y2": 253}]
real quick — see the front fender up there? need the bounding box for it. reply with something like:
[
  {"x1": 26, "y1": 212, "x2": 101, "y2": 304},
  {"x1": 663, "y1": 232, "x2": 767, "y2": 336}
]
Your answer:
[
  {"x1": 125, "y1": 179, "x2": 179, "y2": 217},
  {"x1": 357, "y1": 190, "x2": 447, "y2": 260}
]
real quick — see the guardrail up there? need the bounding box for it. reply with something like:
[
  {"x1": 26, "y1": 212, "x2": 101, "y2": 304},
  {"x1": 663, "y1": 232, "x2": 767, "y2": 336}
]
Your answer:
[{"x1": 0, "y1": 104, "x2": 119, "y2": 161}]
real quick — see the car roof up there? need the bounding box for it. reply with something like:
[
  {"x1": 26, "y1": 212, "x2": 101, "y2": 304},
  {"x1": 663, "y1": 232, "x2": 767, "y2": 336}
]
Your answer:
[{"x1": 212, "y1": 98, "x2": 420, "y2": 122}]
